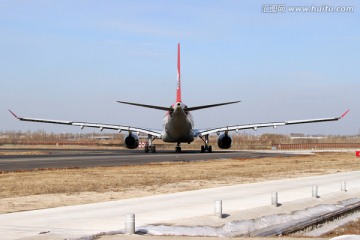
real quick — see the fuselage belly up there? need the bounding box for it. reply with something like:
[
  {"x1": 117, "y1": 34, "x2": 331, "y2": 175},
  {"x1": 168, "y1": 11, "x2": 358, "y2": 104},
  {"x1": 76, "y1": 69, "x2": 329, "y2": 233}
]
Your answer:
[{"x1": 162, "y1": 103, "x2": 194, "y2": 143}]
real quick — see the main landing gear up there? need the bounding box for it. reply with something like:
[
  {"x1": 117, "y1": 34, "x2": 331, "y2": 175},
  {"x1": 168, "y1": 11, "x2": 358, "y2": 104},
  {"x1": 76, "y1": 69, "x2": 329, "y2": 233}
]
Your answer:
[
  {"x1": 144, "y1": 134, "x2": 157, "y2": 153},
  {"x1": 144, "y1": 145, "x2": 156, "y2": 153},
  {"x1": 175, "y1": 142, "x2": 181, "y2": 153},
  {"x1": 174, "y1": 136, "x2": 213, "y2": 153},
  {"x1": 200, "y1": 135, "x2": 212, "y2": 153},
  {"x1": 200, "y1": 145, "x2": 212, "y2": 153}
]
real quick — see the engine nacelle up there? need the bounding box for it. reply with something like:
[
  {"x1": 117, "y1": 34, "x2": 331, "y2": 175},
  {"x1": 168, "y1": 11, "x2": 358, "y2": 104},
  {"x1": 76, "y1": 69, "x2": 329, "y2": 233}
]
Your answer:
[
  {"x1": 124, "y1": 133, "x2": 139, "y2": 149},
  {"x1": 217, "y1": 133, "x2": 232, "y2": 149}
]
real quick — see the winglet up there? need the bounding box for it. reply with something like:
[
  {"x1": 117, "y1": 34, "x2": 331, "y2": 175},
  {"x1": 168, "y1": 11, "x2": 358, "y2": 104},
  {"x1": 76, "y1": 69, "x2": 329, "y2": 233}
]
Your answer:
[
  {"x1": 9, "y1": 109, "x2": 20, "y2": 119},
  {"x1": 340, "y1": 109, "x2": 350, "y2": 119}
]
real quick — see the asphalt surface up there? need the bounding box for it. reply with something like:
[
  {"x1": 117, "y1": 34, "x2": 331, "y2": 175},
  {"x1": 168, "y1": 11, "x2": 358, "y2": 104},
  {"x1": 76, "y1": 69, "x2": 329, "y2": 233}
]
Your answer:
[{"x1": 0, "y1": 148, "x2": 294, "y2": 172}]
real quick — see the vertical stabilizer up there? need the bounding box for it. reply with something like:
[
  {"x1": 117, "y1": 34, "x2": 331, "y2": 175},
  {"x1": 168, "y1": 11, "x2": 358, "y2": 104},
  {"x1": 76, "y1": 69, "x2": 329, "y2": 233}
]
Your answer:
[{"x1": 176, "y1": 43, "x2": 182, "y2": 102}]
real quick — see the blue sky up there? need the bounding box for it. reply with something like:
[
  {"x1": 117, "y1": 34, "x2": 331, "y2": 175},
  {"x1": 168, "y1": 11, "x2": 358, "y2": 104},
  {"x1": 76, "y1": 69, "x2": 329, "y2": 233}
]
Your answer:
[{"x1": 0, "y1": 0, "x2": 359, "y2": 135}]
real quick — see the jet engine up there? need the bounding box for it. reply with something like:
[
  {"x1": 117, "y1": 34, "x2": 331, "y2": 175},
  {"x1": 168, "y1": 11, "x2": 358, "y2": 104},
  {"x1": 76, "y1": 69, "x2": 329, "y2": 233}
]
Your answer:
[
  {"x1": 217, "y1": 133, "x2": 232, "y2": 149},
  {"x1": 124, "y1": 133, "x2": 139, "y2": 149}
]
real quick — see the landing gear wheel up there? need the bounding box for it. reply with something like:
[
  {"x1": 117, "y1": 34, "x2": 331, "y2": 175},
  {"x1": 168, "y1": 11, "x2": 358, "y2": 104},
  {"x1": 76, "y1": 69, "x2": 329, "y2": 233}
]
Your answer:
[
  {"x1": 200, "y1": 135, "x2": 213, "y2": 153},
  {"x1": 175, "y1": 146, "x2": 181, "y2": 153},
  {"x1": 145, "y1": 134, "x2": 158, "y2": 154},
  {"x1": 151, "y1": 145, "x2": 156, "y2": 153},
  {"x1": 201, "y1": 145, "x2": 212, "y2": 153}
]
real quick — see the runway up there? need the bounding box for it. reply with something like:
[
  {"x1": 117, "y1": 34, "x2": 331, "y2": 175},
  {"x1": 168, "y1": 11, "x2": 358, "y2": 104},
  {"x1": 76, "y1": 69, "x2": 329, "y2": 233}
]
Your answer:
[{"x1": 0, "y1": 148, "x2": 295, "y2": 172}]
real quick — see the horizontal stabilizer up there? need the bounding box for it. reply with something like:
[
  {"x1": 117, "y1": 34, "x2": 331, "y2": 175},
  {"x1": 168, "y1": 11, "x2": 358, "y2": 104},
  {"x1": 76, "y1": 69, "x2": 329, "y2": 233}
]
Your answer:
[
  {"x1": 117, "y1": 101, "x2": 170, "y2": 111},
  {"x1": 117, "y1": 100, "x2": 241, "y2": 112},
  {"x1": 187, "y1": 101, "x2": 241, "y2": 111}
]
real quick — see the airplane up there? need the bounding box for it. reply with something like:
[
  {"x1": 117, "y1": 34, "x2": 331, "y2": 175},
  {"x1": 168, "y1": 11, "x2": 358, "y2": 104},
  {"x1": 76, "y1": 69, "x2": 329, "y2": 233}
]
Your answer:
[{"x1": 9, "y1": 43, "x2": 349, "y2": 153}]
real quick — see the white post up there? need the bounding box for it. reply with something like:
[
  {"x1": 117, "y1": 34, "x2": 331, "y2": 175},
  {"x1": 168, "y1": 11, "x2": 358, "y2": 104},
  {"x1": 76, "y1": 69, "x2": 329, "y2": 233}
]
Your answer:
[
  {"x1": 312, "y1": 186, "x2": 318, "y2": 198},
  {"x1": 271, "y1": 192, "x2": 278, "y2": 207},
  {"x1": 214, "y1": 200, "x2": 222, "y2": 218},
  {"x1": 125, "y1": 213, "x2": 135, "y2": 234},
  {"x1": 341, "y1": 181, "x2": 347, "y2": 192}
]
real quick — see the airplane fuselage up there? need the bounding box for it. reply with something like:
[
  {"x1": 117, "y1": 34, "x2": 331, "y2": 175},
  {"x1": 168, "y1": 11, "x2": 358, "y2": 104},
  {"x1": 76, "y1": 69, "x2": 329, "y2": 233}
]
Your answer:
[{"x1": 162, "y1": 102, "x2": 194, "y2": 143}]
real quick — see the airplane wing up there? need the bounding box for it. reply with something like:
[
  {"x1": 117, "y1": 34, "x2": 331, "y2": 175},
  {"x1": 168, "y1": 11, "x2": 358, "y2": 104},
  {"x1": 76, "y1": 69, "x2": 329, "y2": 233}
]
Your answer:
[
  {"x1": 195, "y1": 110, "x2": 350, "y2": 137},
  {"x1": 8, "y1": 110, "x2": 162, "y2": 138}
]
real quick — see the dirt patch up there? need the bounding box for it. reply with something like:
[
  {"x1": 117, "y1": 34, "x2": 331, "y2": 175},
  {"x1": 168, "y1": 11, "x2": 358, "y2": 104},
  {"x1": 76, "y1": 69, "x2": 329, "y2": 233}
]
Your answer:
[
  {"x1": 322, "y1": 218, "x2": 360, "y2": 237},
  {"x1": 0, "y1": 152, "x2": 359, "y2": 214}
]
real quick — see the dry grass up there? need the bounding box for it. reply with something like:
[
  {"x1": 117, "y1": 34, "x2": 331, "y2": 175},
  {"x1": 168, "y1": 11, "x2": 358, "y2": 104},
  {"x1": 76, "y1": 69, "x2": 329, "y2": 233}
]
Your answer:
[
  {"x1": 322, "y1": 218, "x2": 360, "y2": 237},
  {"x1": 0, "y1": 152, "x2": 359, "y2": 213}
]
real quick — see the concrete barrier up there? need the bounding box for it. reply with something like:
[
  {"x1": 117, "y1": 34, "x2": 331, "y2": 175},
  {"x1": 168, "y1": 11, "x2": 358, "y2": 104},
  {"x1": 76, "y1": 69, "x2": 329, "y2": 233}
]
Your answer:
[
  {"x1": 214, "y1": 200, "x2": 222, "y2": 218},
  {"x1": 312, "y1": 186, "x2": 319, "y2": 198},
  {"x1": 341, "y1": 181, "x2": 347, "y2": 192},
  {"x1": 271, "y1": 192, "x2": 278, "y2": 207},
  {"x1": 125, "y1": 213, "x2": 135, "y2": 234}
]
